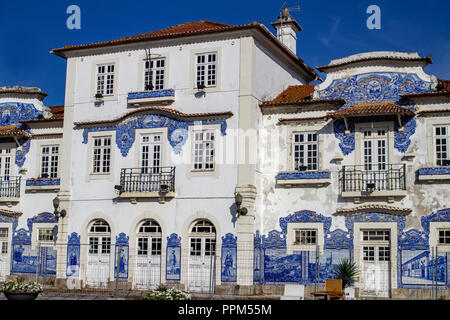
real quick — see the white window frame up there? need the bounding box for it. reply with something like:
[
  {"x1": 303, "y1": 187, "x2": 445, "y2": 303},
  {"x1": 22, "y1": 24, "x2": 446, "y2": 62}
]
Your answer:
[
  {"x1": 438, "y1": 229, "x2": 450, "y2": 245},
  {"x1": 144, "y1": 58, "x2": 166, "y2": 91},
  {"x1": 192, "y1": 129, "x2": 216, "y2": 171},
  {"x1": 40, "y1": 145, "x2": 59, "y2": 179},
  {"x1": 96, "y1": 64, "x2": 115, "y2": 96},
  {"x1": 0, "y1": 144, "x2": 14, "y2": 179},
  {"x1": 286, "y1": 223, "x2": 323, "y2": 254},
  {"x1": 92, "y1": 136, "x2": 112, "y2": 174},
  {"x1": 137, "y1": 220, "x2": 162, "y2": 256},
  {"x1": 292, "y1": 132, "x2": 318, "y2": 171},
  {"x1": 294, "y1": 229, "x2": 317, "y2": 245},
  {"x1": 37, "y1": 228, "x2": 55, "y2": 242},
  {"x1": 433, "y1": 124, "x2": 450, "y2": 166},
  {"x1": 195, "y1": 52, "x2": 217, "y2": 89},
  {"x1": 140, "y1": 133, "x2": 162, "y2": 173}
]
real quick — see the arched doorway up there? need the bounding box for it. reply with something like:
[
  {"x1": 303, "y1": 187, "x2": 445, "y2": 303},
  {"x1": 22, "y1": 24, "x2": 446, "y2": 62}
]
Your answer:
[
  {"x1": 86, "y1": 219, "x2": 111, "y2": 288},
  {"x1": 134, "y1": 219, "x2": 162, "y2": 290},
  {"x1": 188, "y1": 219, "x2": 216, "y2": 292}
]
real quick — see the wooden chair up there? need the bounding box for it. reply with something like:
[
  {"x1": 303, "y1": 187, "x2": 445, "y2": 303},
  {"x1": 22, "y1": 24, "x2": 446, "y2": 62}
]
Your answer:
[{"x1": 311, "y1": 279, "x2": 345, "y2": 300}]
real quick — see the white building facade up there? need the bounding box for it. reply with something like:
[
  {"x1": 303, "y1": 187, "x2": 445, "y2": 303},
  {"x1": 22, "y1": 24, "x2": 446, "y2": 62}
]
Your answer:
[{"x1": 1, "y1": 11, "x2": 450, "y2": 299}]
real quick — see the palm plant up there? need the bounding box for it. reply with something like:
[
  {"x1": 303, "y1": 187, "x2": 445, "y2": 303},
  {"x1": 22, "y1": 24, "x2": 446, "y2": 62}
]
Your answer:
[{"x1": 333, "y1": 258, "x2": 359, "y2": 289}]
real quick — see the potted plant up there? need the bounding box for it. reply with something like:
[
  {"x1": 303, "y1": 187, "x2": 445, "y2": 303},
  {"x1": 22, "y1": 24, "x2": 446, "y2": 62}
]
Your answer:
[
  {"x1": 333, "y1": 258, "x2": 359, "y2": 299},
  {"x1": 0, "y1": 278, "x2": 43, "y2": 300},
  {"x1": 144, "y1": 285, "x2": 191, "y2": 300}
]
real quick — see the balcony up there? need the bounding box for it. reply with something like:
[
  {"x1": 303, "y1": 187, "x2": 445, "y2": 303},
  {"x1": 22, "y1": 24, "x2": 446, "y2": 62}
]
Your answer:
[
  {"x1": 127, "y1": 89, "x2": 175, "y2": 107},
  {"x1": 339, "y1": 164, "x2": 407, "y2": 201},
  {"x1": 117, "y1": 167, "x2": 176, "y2": 202},
  {"x1": 0, "y1": 176, "x2": 21, "y2": 204}
]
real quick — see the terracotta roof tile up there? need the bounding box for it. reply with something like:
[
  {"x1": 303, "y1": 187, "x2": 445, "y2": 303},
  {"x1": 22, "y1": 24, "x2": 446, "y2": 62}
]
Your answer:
[
  {"x1": 327, "y1": 102, "x2": 415, "y2": 119},
  {"x1": 438, "y1": 79, "x2": 450, "y2": 91},
  {"x1": 74, "y1": 107, "x2": 233, "y2": 126},
  {"x1": 50, "y1": 20, "x2": 319, "y2": 81},
  {"x1": 0, "y1": 208, "x2": 22, "y2": 217},
  {"x1": 0, "y1": 126, "x2": 31, "y2": 138},
  {"x1": 336, "y1": 204, "x2": 411, "y2": 215},
  {"x1": 260, "y1": 85, "x2": 315, "y2": 107}
]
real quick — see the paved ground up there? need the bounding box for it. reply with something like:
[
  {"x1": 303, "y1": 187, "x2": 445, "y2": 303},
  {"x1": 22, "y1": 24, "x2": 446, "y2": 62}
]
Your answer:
[{"x1": 0, "y1": 289, "x2": 284, "y2": 300}]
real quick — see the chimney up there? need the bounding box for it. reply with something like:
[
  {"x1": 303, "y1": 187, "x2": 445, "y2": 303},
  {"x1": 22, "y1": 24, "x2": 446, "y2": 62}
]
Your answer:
[{"x1": 270, "y1": 7, "x2": 302, "y2": 55}]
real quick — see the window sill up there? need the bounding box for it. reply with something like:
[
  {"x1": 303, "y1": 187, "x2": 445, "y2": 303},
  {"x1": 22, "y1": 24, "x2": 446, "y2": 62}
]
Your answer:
[
  {"x1": 418, "y1": 167, "x2": 450, "y2": 183},
  {"x1": 276, "y1": 171, "x2": 331, "y2": 187},
  {"x1": 341, "y1": 190, "x2": 407, "y2": 200},
  {"x1": 127, "y1": 89, "x2": 175, "y2": 106}
]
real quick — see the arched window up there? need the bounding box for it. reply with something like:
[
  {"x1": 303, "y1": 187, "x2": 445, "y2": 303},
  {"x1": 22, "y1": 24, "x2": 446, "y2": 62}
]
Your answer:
[
  {"x1": 88, "y1": 219, "x2": 111, "y2": 254},
  {"x1": 190, "y1": 220, "x2": 216, "y2": 234},
  {"x1": 137, "y1": 220, "x2": 162, "y2": 256},
  {"x1": 189, "y1": 220, "x2": 216, "y2": 257}
]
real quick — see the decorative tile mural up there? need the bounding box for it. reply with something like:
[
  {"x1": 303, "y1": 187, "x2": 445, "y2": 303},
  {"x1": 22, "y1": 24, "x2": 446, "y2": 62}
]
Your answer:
[
  {"x1": 26, "y1": 178, "x2": 61, "y2": 186},
  {"x1": 276, "y1": 171, "x2": 331, "y2": 181},
  {"x1": 79, "y1": 114, "x2": 228, "y2": 156},
  {"x1": 317, "y1": 72, "x2": 433, "y2": 156},
  {"x1": 0, "y1": 103, "x2": 43, "y2": 167},
  {"x1": 166, "y1": 233, "x2": 181, "y2": 282},
  {"x1": 254, "y1": 208, "x2": 450, "y2": 289},
  {"x1": 221, "y1": 233, "x2": 237, "y2": 283},
  {"x1": 114, "y1": 233, "x2": 129, "y2": 281},
  {"x1": 66, "y1": 232, "x2": 80, "y2": 277},
  {"x1": 128, "y1": 89, "x2": 175, "y2": 100}
]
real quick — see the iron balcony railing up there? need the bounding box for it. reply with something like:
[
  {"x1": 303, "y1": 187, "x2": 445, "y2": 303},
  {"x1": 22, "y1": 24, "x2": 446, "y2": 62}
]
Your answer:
[
  {"x1": 339, "y1": 164, "x2": 406, "y2": 193},
  {"x1": 119, "y1": 167, "x2": 175, "y2": 193},
  {"x1": 0, "y1": 176, "x2": 21, "y2": 198}
]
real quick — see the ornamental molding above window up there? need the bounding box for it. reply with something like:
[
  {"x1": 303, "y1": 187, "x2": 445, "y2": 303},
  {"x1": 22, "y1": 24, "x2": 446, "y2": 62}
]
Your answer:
[{"x1": 75, "y1": 107, "x2": 231, "y2": 156}]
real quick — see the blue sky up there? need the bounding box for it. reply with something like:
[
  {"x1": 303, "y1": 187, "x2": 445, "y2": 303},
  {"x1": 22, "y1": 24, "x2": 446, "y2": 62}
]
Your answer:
[{"x1": 0, "y1": 0, "x2": 449, "y2": 106}]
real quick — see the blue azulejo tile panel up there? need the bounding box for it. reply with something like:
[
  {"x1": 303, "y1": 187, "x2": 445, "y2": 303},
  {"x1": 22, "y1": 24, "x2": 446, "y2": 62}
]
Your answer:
[
  {"x1": 303, "y1": 249, "x2": 351, "y2": 285},
  {"x1": 317, "y1": 72, "x2": 433, "y2": 106},
  {"x1": 263, "y1": 248, "x2": 301, "y2": 284},
  {"x1": 166, "y1": 233, "x2": 181, "y2": 283},
  {"x1": 26, "y1": 178, "x2": 61, "y2": 186},
  {"x1": 276, "y1": 171, "x2": 331, "y2": 180},
  {"x1": 400, "y1": 250, "x2": 448, "y2": 288},
  {"x1": 221, "y1": 233, "x2": 237, "y2": 284},
  {"x1": 418, "y1": 167, "x2": 450, "y2": 175},
  {"x1": 114, "y1": 233, "x2": 129, "y2": 281},
  {"x1": 67, "y1": 233, "x2": 80, "y2": 278},
  {"x1": 127, "y1": 89, "x2": 175, "y2": 100}
]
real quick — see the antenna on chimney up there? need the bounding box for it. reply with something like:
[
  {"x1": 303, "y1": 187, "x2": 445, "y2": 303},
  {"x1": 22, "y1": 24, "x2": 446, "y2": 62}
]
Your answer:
[{"x1": 278, "y1": 3, "x2": 301, "y2": 45}]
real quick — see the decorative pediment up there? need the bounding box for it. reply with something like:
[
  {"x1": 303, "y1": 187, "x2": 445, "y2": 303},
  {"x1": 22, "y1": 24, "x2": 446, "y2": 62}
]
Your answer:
[
  {"x1": 167, "y1": 233, "x2": 181, "y2": 247},
  {"x1": 399, "y1": 229, "x2": 429, "y2": 250},
  {"x1": 344, "y1": 211, "x2": 406, "y2": 234},
  {"x1": 222, "y1": 233, "x2": 237, "y2": 247},
  {"x1": 421, "y1": 208, "x2": 450, "y2": 234},
  {"x1": 12, "y1": 228, "x2": 31, "y2": 244},
  {"x1": 77, "y1": 109, "x2": 230, "y2": 156},
  {"x1": 27, "y1": 212, "x2": 58, "y2": 231},
  {"x1": 324, "y1": 228, "x2": 352, "y2": 249},
  {"x1": 262, "y1": 230, "x2": 286, "y2": 248},
  {"x1": 279, "y1": 210, "x2": 332, "y2": 234},
  {"x1": 115, "y1": 232, "x2": 129, "y2": 246}
]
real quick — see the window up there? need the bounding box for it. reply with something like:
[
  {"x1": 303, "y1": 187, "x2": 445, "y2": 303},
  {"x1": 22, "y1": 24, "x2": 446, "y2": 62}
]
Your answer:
[
  {"x1": 191, "y1": 220, "x2": 216, "y2": 234},
  {"x1": 140, "y1": 134, "x2": 161, "y2": 173},
  {"x1": 195, "y1": 53, "x2": 217, "y2": 88},
  {"x1": 378, "y1": 246, "x2": 390, "y2": 261},
  {"x1": 193, "y1": 131, "x2": 215, "y2": 171},
  {"x1": 0, "y1": 228, "x2": 8, "y2": 254},
  {"x1": 137, "y1": 220, "x2": 162, "y2": 256},
  {"x1": 190, "y1": 238, "x2": 202, "y2": 256},
  {"x1": 293, "y1": 132, "x2": 318, "y2": 171},
  {"x1": 38, "y1": 228, "x2": 54, "y2": 242},
  {"x1": 439, "y1": 229, "x2": 450, "y2": 245},
  {"x1": 40, "y1": 146, "x2": 59, "y2": 178},
  {"x1": 144, "y1": 59, "x2": 165, "y2": 91},
  {"x1": 92, "y1": 137, "x2": 111, "y2": 174},
  {"x1": 88, "y1": 220, "x2": 111, "y2": 255},
  {"x1": 0, "y1": 148, "x2": 12, "y2": 179},
  {"x1": 294, "y1": 229, "x2": 317, "y2": 245},
  {"x1": 362, "y1": 230, "x2": 390, "y2": 241},
  {"x1": 363, "y1": 246, "x2": 375, "y2": 261},
  {"x1": 362, "y1": 128, "x2": 388, "y2": 171},
  {"x1": 434, "y1": 125, "x2": 450, "y2": 166},
  {"x1": 96, "y1": 64, "x2": 115, "y2": 95}
]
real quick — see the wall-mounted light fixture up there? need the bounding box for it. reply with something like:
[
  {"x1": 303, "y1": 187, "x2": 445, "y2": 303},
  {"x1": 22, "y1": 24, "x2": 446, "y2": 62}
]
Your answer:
[
  {"x1": 235, "y1": 192, "x2": 248, "y2": 216},
  {"x1": 52, "y1": 196, "x2": 67, "y2": 218}
]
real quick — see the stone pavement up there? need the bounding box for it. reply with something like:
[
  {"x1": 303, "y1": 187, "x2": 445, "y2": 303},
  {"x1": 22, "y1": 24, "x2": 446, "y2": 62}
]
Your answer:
[{"x1": 0, "y1": 289, "x2": 283, "y2": 300}]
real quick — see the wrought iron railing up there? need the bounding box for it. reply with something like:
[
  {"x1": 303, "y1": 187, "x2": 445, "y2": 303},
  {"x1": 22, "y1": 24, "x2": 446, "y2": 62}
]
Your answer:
[
  {"x1": 0, "y1": 176, "x2": 21, "y2": 198},
  {"x1": 339, "y1": 164, "x2": 406, "y2": 193},
  {"x1": 119, "y1": 167, "x2": 175, "y2": 193}
]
